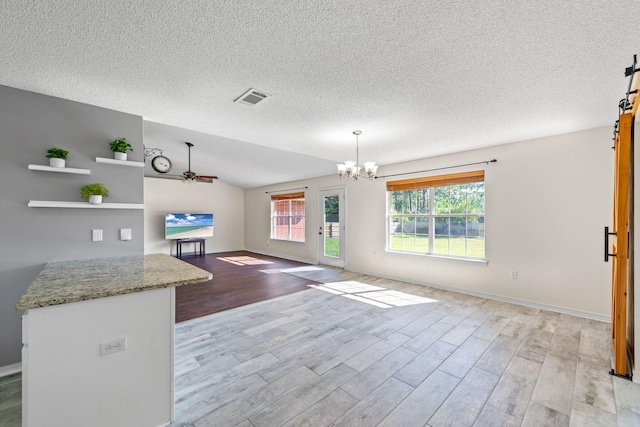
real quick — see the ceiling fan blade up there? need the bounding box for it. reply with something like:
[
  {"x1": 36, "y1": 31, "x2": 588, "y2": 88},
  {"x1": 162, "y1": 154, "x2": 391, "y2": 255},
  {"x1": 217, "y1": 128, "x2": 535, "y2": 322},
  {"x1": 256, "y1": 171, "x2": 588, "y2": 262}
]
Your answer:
[
  {"x1": 149, "y1": 174, "x2": 184, "y2": 180},
  {"x1": 195, "y1": 177, "x2": 214, "y2": 183},
  {"x1": 148, "y1": 142, "x2": 219, "y2": 184}
]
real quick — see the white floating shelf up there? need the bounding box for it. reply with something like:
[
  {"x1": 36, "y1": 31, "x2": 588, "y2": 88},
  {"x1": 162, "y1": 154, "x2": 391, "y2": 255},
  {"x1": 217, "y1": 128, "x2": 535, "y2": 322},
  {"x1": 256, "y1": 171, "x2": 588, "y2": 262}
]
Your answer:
[
  {"x1": 28, "y1": 164, "x2": 91, "y2": 175},
  {"x1": 28, "y1": 201, "x2": 144, "y2": 209},
  {"x1": 95, "y1": 157, "x2": 145, "y2": 168}
]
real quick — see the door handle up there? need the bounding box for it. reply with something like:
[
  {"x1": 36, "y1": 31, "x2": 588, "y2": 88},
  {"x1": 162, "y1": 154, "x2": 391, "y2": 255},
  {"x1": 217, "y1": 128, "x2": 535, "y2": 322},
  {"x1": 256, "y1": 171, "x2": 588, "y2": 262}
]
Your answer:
[{"x1": 604, "y1": 226, "x2": 617, "y2": 262}]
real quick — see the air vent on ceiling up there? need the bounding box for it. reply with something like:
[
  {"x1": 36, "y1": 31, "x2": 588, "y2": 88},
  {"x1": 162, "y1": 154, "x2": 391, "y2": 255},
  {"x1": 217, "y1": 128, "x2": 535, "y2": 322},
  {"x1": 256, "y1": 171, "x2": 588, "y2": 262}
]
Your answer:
[{"x1": 234, "y1": 88, "x2": 270, "y2": 106}]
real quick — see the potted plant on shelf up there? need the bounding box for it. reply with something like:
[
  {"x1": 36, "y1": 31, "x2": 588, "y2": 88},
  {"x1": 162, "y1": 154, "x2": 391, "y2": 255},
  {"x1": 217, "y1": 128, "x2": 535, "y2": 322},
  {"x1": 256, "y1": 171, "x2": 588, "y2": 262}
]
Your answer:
[
  {"x1": 46, "y1": 148, "x2": 69, "y2": 168},
  {"x1": 81, "y1": 183, "x2": 109, "y2": 205},
  {"x1": 109, "y1": 137, "x2": 132, "y2": 161}
]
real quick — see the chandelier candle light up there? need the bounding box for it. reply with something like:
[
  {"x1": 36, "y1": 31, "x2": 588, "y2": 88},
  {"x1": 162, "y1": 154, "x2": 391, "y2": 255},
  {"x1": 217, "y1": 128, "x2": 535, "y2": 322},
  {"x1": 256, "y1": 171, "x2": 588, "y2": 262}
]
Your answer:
[{"x1": 337, "y1": 131, "x2": 378, "y2": 180}]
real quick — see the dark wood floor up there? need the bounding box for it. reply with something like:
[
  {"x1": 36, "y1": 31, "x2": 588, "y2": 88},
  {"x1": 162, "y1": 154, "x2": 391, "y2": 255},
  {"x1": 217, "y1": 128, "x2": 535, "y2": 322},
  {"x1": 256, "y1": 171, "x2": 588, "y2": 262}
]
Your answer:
[{"x1": 175, "y1": 250, "x2": 319, "y2": 323}]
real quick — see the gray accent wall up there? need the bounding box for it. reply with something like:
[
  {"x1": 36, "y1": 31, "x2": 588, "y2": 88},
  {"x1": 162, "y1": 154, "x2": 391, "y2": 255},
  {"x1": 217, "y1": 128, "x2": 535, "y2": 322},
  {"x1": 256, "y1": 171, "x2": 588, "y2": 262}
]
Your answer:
[{"x1": 0, "y1": 85, "x2": 144, "y2": 366}]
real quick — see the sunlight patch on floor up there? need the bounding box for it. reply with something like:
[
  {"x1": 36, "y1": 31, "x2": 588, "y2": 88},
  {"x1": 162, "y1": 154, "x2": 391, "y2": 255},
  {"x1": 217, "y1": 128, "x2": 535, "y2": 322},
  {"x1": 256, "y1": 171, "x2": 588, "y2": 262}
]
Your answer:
[
  {"x1": 309, "y1": 281, "x2": 438, "y2": 308},
  {"x1": 321, "y1": 281, "x2": 385, "y2": 293},
  {"x1": 343, "y1": 294, "x2": 393, "y2": 308},
  {"x1": 280, "y1": 266, "x2": 326, "y2": 273},
  {"x1": 217, "y1": 256, "x2": 274, "y2": 266}
]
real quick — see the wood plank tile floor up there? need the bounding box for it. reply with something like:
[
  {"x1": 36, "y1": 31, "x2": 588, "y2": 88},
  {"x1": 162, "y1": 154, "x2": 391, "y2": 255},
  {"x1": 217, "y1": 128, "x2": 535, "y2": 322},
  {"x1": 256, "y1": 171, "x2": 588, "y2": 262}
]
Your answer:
[
  {"x1": 2, "y1": 263, "x2": 640, "y2": 426},
  {"x1": 0, "y1": 373, "x2": 21, "y2": 427},
  {"x1": 171, "y1": 265, "x2": 640, "y2": 427}
]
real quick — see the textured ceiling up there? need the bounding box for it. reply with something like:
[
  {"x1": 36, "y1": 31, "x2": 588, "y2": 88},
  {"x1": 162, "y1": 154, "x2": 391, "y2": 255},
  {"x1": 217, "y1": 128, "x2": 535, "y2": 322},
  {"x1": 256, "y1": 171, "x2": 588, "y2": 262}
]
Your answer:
[{"x1": 1, "y1": 1, "x2": 639, "y2": 188}]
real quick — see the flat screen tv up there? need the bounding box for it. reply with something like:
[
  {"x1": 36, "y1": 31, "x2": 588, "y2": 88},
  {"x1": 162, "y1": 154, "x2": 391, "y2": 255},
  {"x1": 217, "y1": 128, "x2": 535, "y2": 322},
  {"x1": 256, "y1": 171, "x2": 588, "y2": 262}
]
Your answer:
[{"x1": 165, "y1": 213, "x2": 214, "y2": 240}]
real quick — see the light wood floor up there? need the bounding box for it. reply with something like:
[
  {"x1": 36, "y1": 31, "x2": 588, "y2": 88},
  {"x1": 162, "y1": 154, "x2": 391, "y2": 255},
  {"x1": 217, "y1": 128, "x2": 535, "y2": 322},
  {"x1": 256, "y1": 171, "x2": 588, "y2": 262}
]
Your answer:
[
  {"x1": 171, "y1": 265, "x2": 640, "y2": 427},
  {"x1": 3, "y1": 262, "x2": 640, "y2": 426},
  {"x1": 0, "y1": 373, "x2": 20, "y2": 427}
]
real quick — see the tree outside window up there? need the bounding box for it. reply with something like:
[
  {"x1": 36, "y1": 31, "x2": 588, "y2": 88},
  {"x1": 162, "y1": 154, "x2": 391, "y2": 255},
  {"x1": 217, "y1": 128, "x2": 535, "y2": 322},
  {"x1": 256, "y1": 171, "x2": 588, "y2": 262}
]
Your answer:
[{"x1": 388, "y1": 172, "x2": 485, "y2": 259}]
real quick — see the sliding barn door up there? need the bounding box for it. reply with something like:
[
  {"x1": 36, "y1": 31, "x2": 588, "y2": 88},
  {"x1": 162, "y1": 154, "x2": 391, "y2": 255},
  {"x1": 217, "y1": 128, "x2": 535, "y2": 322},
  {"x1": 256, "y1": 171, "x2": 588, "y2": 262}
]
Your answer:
[
  {"x1": 607, "y1": 56, "x2": 640, "y2": 380},
  {"x1": 609, "y1": 111, "x2": 634, "y2": 378}
]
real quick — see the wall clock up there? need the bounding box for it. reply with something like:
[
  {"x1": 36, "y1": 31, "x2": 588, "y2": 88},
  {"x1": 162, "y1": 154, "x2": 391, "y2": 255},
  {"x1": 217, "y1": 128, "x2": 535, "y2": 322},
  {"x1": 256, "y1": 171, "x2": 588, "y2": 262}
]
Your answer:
[{"x1": 151, "y1": 155, "x2": 172, "y2": 173}]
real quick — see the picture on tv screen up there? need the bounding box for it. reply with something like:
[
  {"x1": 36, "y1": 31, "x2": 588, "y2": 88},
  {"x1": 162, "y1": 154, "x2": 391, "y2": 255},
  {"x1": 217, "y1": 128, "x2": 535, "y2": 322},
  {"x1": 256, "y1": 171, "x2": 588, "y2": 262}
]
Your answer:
[{"x1": 165, "y1": 213, "x2": 214, "y2": 240}]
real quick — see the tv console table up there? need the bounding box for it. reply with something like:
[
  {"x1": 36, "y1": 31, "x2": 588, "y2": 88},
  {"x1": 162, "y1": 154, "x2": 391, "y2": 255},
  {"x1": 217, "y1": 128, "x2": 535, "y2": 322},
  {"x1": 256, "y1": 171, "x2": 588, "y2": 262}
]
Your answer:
[{"x1": 176, "y1": 238, "x2": 205, "y2": 258}]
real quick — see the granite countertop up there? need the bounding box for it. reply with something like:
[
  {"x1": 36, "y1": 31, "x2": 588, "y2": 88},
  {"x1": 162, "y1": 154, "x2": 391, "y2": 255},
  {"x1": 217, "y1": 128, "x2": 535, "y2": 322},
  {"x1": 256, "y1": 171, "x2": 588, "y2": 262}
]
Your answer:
[{"x1": 16, "y1": 253, "x2": 212, "y2": 310}]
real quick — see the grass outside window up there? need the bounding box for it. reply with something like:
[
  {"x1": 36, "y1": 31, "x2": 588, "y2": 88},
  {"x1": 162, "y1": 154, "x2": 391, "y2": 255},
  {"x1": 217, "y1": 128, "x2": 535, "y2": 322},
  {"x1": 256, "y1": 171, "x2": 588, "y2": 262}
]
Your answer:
[
  {"x1": 388, "y1": 173, "x2": 485, "y2": 260},
  {"x1": 390, "y1": 235, "x2": 485, "y2": 258}
]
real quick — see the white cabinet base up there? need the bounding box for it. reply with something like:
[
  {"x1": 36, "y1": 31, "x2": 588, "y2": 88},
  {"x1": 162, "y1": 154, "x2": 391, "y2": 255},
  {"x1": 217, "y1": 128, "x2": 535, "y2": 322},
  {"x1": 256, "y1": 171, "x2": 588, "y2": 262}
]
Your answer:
[{"x1": 22, "y1": 288, "x2": 175, "y2": 427}]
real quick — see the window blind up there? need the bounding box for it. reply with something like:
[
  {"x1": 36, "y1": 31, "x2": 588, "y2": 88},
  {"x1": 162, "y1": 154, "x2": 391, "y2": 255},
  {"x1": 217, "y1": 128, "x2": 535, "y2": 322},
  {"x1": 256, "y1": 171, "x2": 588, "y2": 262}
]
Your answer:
[
  {"x1": 270, "y1": 191, "x2": 305, "y2": 200},
  {"x1": 386, "y1": 170, "x2": 484, "y2": 191}
]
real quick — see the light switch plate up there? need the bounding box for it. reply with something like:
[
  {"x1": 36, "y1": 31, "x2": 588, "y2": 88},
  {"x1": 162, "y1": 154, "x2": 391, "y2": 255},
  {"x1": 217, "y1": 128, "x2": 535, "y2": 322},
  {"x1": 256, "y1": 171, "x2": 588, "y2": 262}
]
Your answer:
[
  {"x1": 120, "y1": 228, "x2": 132, "y2": 241},
  {"x1": 92, "y1": 229, "x2": 103, "y2": 241}
]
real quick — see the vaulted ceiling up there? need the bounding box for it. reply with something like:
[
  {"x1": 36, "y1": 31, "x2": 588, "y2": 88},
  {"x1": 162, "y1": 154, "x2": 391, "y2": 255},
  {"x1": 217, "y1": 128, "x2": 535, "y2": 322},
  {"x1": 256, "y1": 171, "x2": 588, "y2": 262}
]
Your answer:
[{"x1": 2, "y1": 1, "x2": 638, "y2": 188}]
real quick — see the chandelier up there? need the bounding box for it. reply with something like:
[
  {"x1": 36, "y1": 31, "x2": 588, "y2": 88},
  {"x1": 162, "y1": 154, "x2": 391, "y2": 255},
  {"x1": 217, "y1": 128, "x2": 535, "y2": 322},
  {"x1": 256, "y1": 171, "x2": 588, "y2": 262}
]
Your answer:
[{"x1": 337, "y1": 131, "x2": 378, "y2": 180}]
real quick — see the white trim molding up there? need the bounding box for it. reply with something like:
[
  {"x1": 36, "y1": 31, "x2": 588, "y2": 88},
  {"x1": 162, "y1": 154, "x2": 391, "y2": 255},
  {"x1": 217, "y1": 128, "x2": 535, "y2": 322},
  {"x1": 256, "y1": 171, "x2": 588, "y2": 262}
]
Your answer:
[
  {"x1": 0, "y1": 362, "x2": 21, "y2": 378},
  {"x1": 242, "y1": 249, "x2": 610, "y2": 323},
  {"x1": 346, "y1": 266, "x2": 611, "y2": 323},
  {"x1": 244, "y1": 248, "x2": 317, "y2": 266}
]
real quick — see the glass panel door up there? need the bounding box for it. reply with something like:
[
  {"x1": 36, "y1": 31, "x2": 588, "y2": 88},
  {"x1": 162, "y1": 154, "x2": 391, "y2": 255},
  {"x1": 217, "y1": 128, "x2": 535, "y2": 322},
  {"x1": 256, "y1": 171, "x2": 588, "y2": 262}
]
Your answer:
[
  {"x1": 323, "y1": 194, "x2": 340, "y2": 258},
  {"x1": 318, "y1": 188, "x2": 345, "y2": 267}
]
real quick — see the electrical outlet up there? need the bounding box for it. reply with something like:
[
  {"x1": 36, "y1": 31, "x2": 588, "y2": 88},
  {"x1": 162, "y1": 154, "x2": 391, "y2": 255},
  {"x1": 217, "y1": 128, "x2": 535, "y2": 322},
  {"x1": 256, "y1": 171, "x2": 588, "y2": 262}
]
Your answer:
[
  {"x1": 120, "y1": 228, "x2": 132, "y2": 241},
  {"x1": 92, "y1": 229, "x2": 103, "y2": 242},
  {"x1": 100, "y1": 338, "x2": 127, "y2": 356},
  {"x1": 510, "y1": 270, "x2": 518, "y2": 279}
]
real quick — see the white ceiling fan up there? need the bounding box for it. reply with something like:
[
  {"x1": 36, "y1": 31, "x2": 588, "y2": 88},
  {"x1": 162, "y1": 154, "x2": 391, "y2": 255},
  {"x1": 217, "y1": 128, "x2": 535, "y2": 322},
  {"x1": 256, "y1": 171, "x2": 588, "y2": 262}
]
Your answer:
[{"x1": 151, "y1": 142, "x2": 218, "y2": 183}]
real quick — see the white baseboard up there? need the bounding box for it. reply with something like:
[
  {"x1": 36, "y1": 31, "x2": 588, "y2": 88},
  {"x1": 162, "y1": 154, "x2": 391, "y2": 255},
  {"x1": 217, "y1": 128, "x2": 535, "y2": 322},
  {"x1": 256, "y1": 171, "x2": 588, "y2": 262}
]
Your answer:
[
  {"x1": 346, "y1": 266, "x2": 611, "y2": 323},
  {"x1": 242, "y1": 249, "x2": 610, "y2": 323},
  {"x1": 0, "y1": 362, "x2": 21, "y2": 377}
]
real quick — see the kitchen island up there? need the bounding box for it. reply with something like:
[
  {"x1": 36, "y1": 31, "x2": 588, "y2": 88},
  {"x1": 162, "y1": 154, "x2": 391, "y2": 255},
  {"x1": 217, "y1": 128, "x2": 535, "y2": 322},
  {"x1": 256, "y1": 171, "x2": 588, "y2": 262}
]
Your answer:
[{"x1": 16, "y1": 254, "x2": 212, "y2": 427}]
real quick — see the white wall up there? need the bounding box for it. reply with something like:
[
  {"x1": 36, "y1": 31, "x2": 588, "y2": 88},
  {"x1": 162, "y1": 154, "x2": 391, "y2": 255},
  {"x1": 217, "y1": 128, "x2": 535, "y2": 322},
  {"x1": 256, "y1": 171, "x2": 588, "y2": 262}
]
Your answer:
[
  {"x1": 245, "y1": 127, "x2": 614, "y2": 319},
  {"x1": 144, "y1": 177, "x2": 244, "y2": 255}
]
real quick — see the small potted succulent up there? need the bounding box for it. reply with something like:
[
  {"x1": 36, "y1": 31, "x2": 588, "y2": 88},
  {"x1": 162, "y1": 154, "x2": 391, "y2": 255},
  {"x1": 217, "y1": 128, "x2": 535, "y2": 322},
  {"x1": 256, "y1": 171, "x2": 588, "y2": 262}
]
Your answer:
[
  {"x1": 109, "y1": 137, "x2": 133, "y2": 161},
  {"x1": 81, "y1": 183, "x2": 109, "y2": 205},
  {"x1": 46, "y1": 148, "x2": 69, "y2": 168}
]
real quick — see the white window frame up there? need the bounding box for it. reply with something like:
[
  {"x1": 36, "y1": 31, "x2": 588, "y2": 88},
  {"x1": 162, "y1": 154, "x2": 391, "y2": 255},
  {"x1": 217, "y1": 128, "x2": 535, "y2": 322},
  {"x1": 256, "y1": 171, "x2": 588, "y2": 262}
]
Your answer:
[
  {"x1": 387, "y1": 181, "x2": 485, "y2": 260},
  {"x1": 270, "y1": 197, "x2": 305, "y2": 242}
]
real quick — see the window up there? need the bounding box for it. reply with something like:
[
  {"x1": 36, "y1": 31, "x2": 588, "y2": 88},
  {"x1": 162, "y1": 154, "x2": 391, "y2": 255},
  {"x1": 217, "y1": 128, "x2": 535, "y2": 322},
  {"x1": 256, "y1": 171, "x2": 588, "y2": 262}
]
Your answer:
[
  {"x1": 387, "y1": 171, "x2": 485, "y2": 259},
  {"x1": 271, "y1": 192, "x2": 305, "y2": 242}
]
